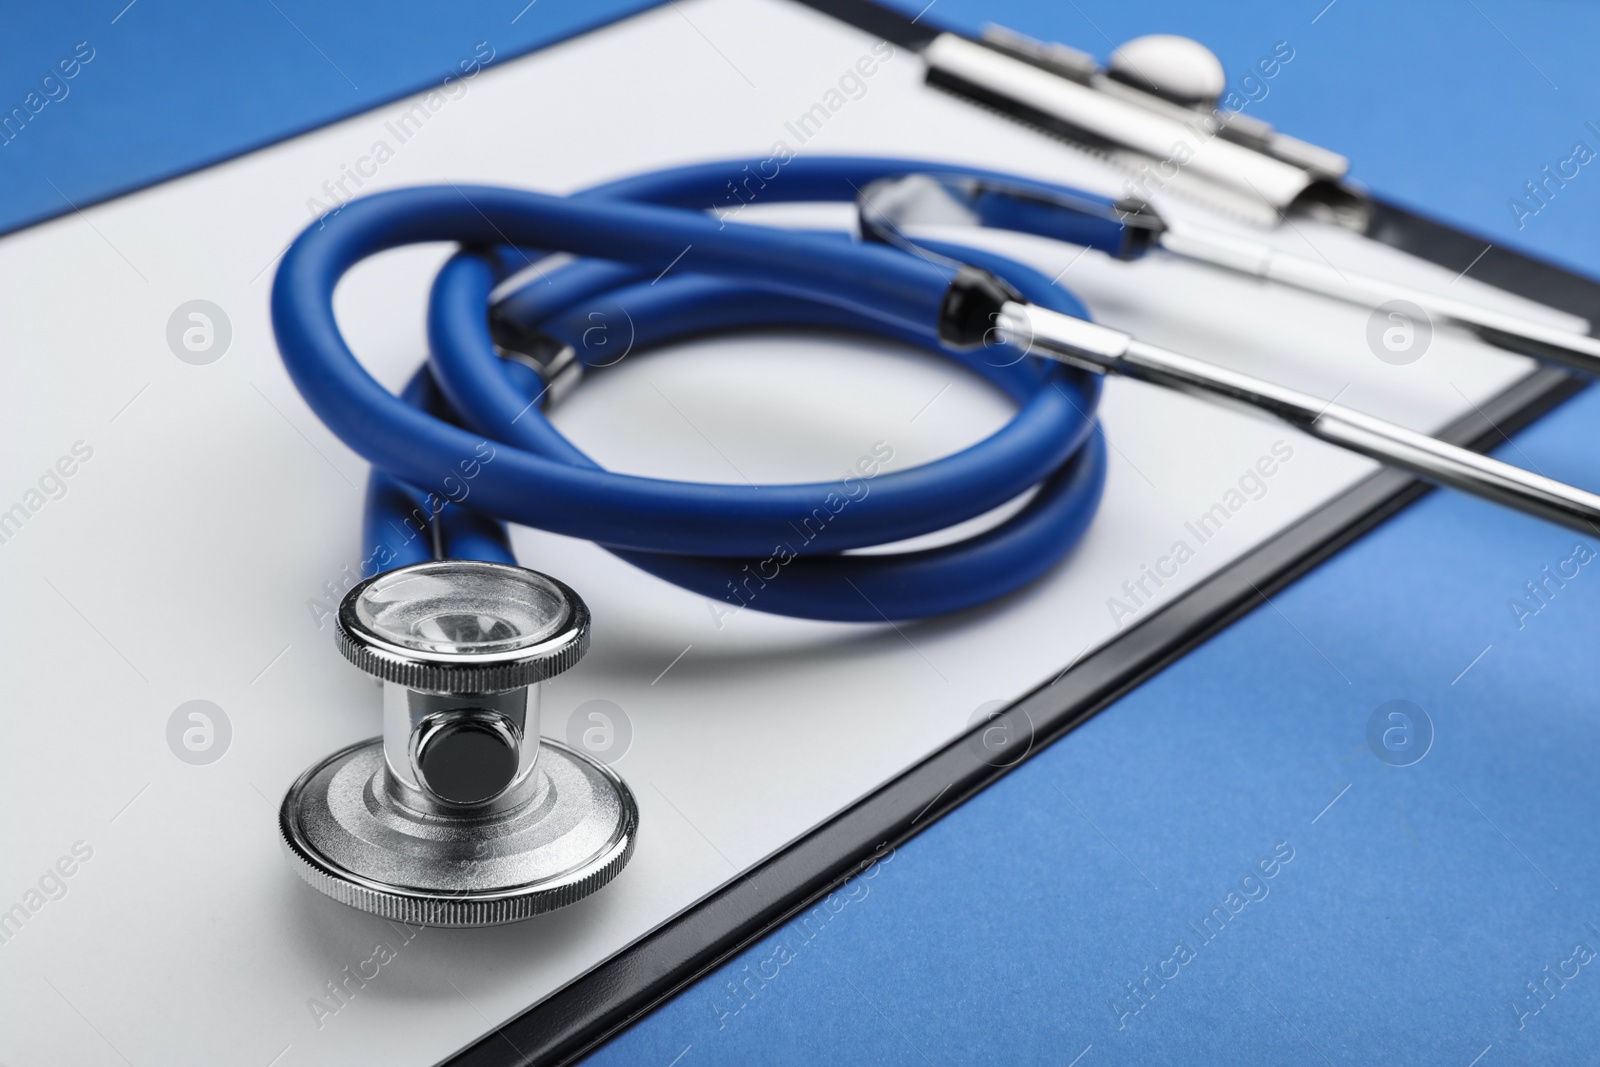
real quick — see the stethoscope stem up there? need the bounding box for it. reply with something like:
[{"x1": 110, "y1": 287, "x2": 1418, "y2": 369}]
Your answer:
[
  {"x1": 1001, "y1": 301, "x2": 1600, "y2": 537},
  {"x1": 1158, "y1": 226, "x2": 1600, "y2": 374}
]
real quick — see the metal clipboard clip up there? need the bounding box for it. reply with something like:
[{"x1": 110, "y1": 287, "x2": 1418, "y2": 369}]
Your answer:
[{"x1": 922, "y1": 27, "x2": 1366, "y2": 230}]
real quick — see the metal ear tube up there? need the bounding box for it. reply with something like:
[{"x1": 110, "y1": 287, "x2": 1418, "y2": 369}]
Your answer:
[
  {"x1": 997, "y1": 301, "x2": 1600, "y2": 536},
  {"x1": 1154, "y1": 225, "x2": 1600, "y2": 375},
  {"x1": 858, "y1": 172, "x2": 1600, "y2": 375}
]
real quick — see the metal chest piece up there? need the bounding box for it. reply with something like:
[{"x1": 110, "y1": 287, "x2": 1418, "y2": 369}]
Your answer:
[{"x1": 279, "y1": 560, "x2": 637, "y2": 926}]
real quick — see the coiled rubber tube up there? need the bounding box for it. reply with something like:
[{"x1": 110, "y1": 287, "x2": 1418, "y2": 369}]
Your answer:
[{"x1": 271, "y1": 156, "x2": 1108, "y2": 621}]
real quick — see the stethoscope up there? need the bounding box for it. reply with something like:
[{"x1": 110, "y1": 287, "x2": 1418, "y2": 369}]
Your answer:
[{"x1": 271, "y1": 156, "x2": 1600, "y2": 926}]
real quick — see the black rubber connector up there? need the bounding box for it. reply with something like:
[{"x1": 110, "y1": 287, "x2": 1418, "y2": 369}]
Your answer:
[
  {"x1": 937, "y1": 266, "x2": 1023, "y2": 350},
  {"x1": 1111, "y1": 197, "x2": 1167, "y2": 260}
]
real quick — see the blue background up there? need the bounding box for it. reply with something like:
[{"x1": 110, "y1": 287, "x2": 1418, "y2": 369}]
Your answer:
[
  {"x1": 0, "y1": 0, "x2": 659, "y2": 236},
  {"x1": 7, "y1": 1, "x2": 1598, "y2": 1064}
]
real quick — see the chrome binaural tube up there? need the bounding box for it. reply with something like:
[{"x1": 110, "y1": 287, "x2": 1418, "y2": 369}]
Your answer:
[
  {"x1": 1157, "y1": 226, "x2": 1600, "y2": 375},
  {"x1": 998, "y1": 301, "x2": 1600, "y2": 535}
]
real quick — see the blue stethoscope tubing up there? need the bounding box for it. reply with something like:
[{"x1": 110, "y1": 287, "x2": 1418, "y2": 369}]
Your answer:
[{"x1": 271, "y1": 156, "x2": 1123, "y2": 621}]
